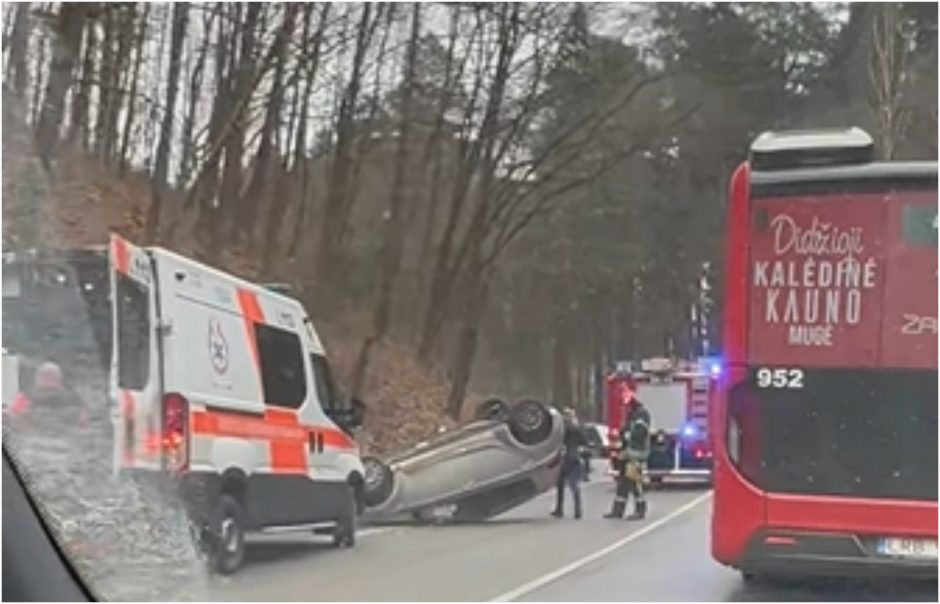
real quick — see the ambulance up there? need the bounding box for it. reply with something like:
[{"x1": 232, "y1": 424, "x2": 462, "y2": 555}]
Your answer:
[
  {"x1": 109, "y1": 234, "x2": 365, "y2": 574},
  {"x1": 605, "y1": 357, "x2": 718, "y2": 485}
]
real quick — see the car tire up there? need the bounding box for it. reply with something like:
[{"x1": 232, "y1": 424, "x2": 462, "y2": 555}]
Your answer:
[
  {"x1": 332, "y1": 486, "x2": 357, "y2": 548},
  {"x1": 475, "y1": 398, "x2": 510, "y2": 422},
  {"x1": 508, "y1": 399, "x2": 553, "y2": 445},
  {"x1": 361, "y1": 456, "x2": 394, "y2": 508},
  {"x1": 212, "y1": 494, "x2": 246, "y2": 575}
]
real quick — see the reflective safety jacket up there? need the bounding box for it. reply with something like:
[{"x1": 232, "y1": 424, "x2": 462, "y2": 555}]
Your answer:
[{"x1": 617, "y1": 401, "x2": 651, "y2": 462}]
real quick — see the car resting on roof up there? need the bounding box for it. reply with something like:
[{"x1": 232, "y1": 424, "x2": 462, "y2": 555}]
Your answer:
[{"x1": 361, "y1": 398, "x2": 563, "y2": 522}]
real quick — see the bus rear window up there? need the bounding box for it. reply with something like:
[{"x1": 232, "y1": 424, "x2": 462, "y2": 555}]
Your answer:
[
  {"x1": 902, "y1": 204, "x2": 938, "y2": 247},
  {"x1": 732, "y1": 368, "x2": 937, "y2": 501}
]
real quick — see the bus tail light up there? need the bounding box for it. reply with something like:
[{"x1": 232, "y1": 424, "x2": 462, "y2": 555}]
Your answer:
[{"x1": 162, "y1": 392, "x2": 189, "y2": 472}]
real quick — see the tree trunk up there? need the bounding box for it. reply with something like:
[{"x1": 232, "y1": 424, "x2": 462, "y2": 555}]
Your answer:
[
  {"x1": 349, "y1": 3, "x2": 422, "y2": 398},
  {"x1": 35, "y1": 4, "x2": 87, "y2": 170},
  {"x1": 103, "y1": 5, "x2": 134, "y2": 163},
  {"x1": 6, "y1": 3, "x2": 30, "y2": 95},
  {"x1": 93, "y1": 5, "x2": 115, "y2": 160},
  {"x1": 417, "y1": 4, "x2": 519, "y2": 361},
  {"x1": 550, "y1": 294, "x2": 573, "y2": 409},
  {"x1": 445, "y1": 265, "x2": 491, "y2": 420},
  {"x1": 147, "y1": 2, "x2": 188, "y2": 243},
  {"x1": 69, "y1": 17, "x2": 95, "y2": 145},
  {"x1": 313, "y1": 3, "x2": 377, "y2": 289},
  {"x1": 869, "y1": 3, "x2": 910, "y2": 160},
  {"x1": 118, "y1": 5, "x2": 150, "y2": 174},
  {"x1": 286, "y1": 4, "x2": 330, "y2": 262},
  {"x1": 244, "y1": 5, "x2": 297, "y2": 250},
  {"x1": 178, "y1": 8, "x2": 212, "y2": 188}
]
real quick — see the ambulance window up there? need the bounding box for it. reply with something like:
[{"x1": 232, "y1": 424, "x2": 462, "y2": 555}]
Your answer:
[
  {"x1": 115, "y1": 274, "x2": 149, "y2": 390},
  {"x1": 255, "y1": 323, "x2": 306, "y2": 409},
  {"x1": 310, "y1": 354, "x2": 341, "y2": 412}
]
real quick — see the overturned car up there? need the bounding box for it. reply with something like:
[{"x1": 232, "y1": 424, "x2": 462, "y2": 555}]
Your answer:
[{"x1": 361, "y1": 399, "x2": 563, "y2": 522}]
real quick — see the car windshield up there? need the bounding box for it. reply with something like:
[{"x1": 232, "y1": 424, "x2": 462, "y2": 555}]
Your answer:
[{"x1": 2, "y1": 2, "x2": 936, "y2": 602}]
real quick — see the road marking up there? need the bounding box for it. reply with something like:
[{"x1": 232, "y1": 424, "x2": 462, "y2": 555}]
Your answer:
[
  {"x1": 358, "y1": 526, "x2": 395, "y2": 538},
  {"x1": 488, "y1": 491, "x2": 712, "y2": 602}
]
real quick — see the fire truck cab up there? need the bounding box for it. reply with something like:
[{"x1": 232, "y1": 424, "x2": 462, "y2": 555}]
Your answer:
[{"x1": 605, "y1": 357, "x2": 717, "y2": 485}]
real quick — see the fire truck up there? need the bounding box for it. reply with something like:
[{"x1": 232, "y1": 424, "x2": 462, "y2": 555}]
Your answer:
[{"x1": 605, "y1": 357, "x2": 719, "y2": 485}]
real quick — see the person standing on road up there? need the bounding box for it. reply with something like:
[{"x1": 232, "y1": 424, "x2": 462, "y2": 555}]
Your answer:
[
  {"x1": 604, "y1": 386, "x2": 651, "y2": 520},
  {"x1": 551, "y1": 408, "x2": 587, "y2": 519}
]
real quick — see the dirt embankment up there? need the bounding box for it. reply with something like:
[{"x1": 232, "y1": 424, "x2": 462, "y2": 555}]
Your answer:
[{"x1": 2, "y1": 89, "x2": 456, "y2": 455}]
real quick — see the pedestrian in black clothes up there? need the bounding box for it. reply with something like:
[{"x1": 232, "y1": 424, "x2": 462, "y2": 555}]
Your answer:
[{"x1": 551, "y1": 408, "x2": 587, "y2": 519}]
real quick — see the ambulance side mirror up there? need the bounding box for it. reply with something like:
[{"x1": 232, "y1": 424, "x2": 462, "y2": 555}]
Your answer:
[{"x1": 349, "y1": 397, "x2": 366, "y2": 428}]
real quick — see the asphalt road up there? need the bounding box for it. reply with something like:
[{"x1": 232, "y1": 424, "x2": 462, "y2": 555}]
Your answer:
[{"x1": 209, "y1": 471, "x2": 937, "y2": 602}]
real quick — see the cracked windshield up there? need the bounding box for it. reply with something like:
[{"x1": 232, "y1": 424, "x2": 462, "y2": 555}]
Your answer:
[{"x1": 2, "y1": 2, "x2": 938, "y2": 602}]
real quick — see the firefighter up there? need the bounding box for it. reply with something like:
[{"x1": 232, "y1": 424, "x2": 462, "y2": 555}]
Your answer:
[
  {"x1": 551, "y1": 407, "x2": 586, "y2": 519},
  {"x1": 604, "y1": 385, "x2": 651, "y2": 520}
]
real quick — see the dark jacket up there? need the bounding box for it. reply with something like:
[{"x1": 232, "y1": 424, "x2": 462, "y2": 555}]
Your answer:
[
  {"x1": 618, "y1": 401, "x2": 651, "y2": 462},
  {"x1": 562, "y1": 422, "x2": 587, "y2": 466}
]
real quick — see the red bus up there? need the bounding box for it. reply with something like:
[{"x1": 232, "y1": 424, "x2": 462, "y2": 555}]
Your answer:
[{"x1": 711, "y1": 128, "x2": 938, "y2": 579}]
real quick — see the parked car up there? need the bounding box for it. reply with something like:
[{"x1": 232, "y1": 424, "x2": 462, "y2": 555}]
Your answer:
[
  {"x1": 581, "y1": 422, "x2": 610, "y2": 458},
  {"x1": 361, "y1": 399, "x2": 563, "y2": 522}
]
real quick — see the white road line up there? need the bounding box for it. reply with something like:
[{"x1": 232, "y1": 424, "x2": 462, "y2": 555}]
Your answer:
[
  {"x1": 358, "y1": 526, "x2": 395, "y2": 538},
  {"x1": 488, "y1": 491, "x2": 713, "y2": 602}
]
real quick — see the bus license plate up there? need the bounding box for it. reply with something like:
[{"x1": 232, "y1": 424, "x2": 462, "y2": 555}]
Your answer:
[{"x1": 877, "y1": 538, "x2": 938, "y2": 560}]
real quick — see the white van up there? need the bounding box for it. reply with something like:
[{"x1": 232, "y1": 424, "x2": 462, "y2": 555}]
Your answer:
[{"x1": 109, "y1": 234, "x2": 365, "y2": 574}]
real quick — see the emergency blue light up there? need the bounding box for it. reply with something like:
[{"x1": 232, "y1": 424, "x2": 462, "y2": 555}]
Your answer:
[
  {"x1": 681, "y1": 423, "x2": 697, "y2": 439},
  {"x1": 710, "y1": 362, "x2": 721, "y2": 377}
]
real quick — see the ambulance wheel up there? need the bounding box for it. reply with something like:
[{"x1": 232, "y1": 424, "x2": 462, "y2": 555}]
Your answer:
[
  {"x1": 509, "y1": 399, "x2": 553, "y2": 445},
  {"x1": 212, "y1": 495, "x2": 246, "y2": 575},
  {"x1": 362, "y1": 456, "x2": 394, "y2": 508}
]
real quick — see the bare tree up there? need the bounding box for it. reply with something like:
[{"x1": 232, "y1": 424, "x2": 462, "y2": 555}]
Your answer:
[
  {"x1": 177, "y1": 7, "x2": 214, "y2": 188},
  {"x1": 147, "y1": 2, "x2": 189, "y2": 242},
  {"x1": 118, "y1": 4, "x2": 150, "y2": 173},
  {"x1": 869, "y1": 3, "x2": 912, "y2": 160},
  {"x1": 35, "y1": 3, "x2": 88, "y2": 171},
  {"x1": 349, "y1": 3, "x2": 422, "y2": 398},
  {"x1": 5, "y1": 3, "x2": 31, "y2": 95},
  {"x1": 312, "y1": 3, "x2": 383, "y2": 290},
  {"x1": 285, "y1": 4, "x2": 332, "y2": 261}
]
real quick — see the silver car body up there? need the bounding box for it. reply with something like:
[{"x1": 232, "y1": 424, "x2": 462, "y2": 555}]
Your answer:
[{"x1": 364, "y1": 408, "x2": 564, "y2": 519}]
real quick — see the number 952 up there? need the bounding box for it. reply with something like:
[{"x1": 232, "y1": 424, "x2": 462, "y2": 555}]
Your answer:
[{"x1": 755, "y1": 367, "x2": 804, "y2": 389}]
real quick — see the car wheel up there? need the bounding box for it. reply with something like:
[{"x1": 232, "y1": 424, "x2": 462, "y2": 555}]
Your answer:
[
  {"x1": 361, "y1": 456, "x2": 394, "y2": 508},
  {"x1": 508, "y1": 399, "x2": 553, "y2": 445},
  {"x1": 212, "y1": 494, "x2": 246, "y2": 575},
  {"x1": 332, "y1": 486, "x2": 357, "y2": 548},
  {"x1": 475, "y1": 398, "x2": 510, "y2": 422}
]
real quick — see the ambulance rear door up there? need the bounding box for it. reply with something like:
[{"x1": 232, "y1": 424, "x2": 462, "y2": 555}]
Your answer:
[{"x1": 109, "y1": 234, "x2": 163, "y2": 472}]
